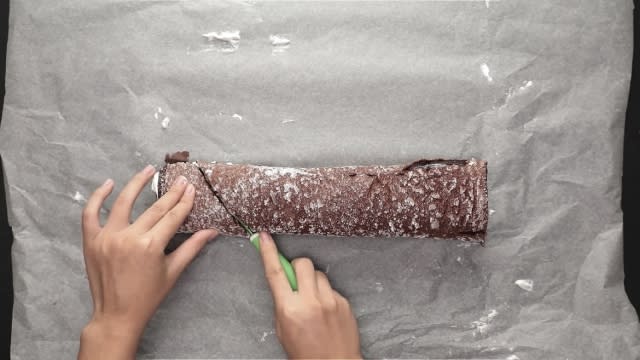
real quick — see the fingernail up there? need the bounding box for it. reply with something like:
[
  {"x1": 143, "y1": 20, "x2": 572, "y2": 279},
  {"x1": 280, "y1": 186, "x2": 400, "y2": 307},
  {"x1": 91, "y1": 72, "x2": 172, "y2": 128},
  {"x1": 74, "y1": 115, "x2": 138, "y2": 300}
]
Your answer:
[
  {"x1": 259, "y1": 232, "x2": 273, "y2": 245},
  {"x1": 175, "y1": 176, "x2": 188, "y2": 186},
  {"x1": 186, "y1": 184, "x2": 194, "y2": 194},
  {"x1": 143, "y1": 165, "x2": 155, "y2": 175},
  {"x1": 103, "y1": 178, "x2": 113, "y2": 187}
]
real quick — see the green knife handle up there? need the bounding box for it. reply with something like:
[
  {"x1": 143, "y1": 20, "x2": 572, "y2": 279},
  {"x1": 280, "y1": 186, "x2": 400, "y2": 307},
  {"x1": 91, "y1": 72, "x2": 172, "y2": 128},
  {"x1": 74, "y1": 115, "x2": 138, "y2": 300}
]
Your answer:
[{"x1": 250, "y1": 233, "x2": 298, "y2": 291}]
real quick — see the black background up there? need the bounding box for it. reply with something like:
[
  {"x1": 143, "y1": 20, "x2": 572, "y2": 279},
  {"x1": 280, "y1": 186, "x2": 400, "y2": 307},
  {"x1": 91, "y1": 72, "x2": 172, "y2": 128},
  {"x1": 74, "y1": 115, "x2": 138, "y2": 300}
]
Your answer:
[
  {"x1": 0, "y1": 1, "x2": 639, "y2": 357},
  {"x1": 1, "y1": 1, "x2": 12, "y2": 359},
  {"x1": 624, "y1": 1, "x2": 640, "y2": 317}
]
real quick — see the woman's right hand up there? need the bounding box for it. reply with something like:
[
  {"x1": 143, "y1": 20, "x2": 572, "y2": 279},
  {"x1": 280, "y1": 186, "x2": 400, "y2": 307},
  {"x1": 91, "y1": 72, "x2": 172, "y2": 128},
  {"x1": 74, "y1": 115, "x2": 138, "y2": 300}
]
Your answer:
[{"x1": 256, "y1": 232, "x2": 362, "y2": 359}]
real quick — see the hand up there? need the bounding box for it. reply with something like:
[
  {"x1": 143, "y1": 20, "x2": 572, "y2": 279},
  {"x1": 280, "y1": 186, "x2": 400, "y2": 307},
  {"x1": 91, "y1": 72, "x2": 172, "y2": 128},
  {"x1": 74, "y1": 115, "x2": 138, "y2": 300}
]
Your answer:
[
  {"x1": 78, "y1": 165, "x2": 218, "y2": 360},
  {"x1": 257, "y1": 232, "x2": 362, "y2": 359}
]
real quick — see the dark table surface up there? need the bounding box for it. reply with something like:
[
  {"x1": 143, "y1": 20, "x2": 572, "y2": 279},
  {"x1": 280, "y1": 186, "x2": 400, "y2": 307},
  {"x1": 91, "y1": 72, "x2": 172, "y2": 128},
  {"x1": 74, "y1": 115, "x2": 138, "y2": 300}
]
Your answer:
[
  {"x1": 624, "y1": 1, "x2": 640, "y2": 316},
  {"x1": 1, "y1": 1, "x2": 12, "y2": 359},
  {"x1": 1, "y1": 156, "x2": 13, "y2": 360}
]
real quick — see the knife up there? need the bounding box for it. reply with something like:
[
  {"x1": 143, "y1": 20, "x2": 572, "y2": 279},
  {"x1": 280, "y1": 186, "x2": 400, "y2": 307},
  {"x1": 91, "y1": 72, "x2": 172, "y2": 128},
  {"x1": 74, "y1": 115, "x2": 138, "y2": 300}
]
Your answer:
[{"x1": 197, "y1": 167, "x2": 298, "y2": 291}]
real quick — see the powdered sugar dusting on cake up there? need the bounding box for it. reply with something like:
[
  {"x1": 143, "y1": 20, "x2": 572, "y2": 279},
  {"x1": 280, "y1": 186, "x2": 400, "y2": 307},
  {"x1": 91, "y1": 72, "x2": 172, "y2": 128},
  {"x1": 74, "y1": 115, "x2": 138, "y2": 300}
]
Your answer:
[
  {"x1": 261, "y1": 166, "x2": 310, "y2": 178},
  {"x1": 283, "y1": 183, "x2": 299, "y2": 202},
  {"x1": 158, "y1": 160, "x2": 488, "y2": 241}
]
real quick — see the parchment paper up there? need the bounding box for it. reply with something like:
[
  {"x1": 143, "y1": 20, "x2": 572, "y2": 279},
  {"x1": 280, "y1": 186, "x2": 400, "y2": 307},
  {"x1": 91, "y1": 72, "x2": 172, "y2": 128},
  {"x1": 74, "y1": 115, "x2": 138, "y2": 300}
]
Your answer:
[{"x1": 2, "y1": 0, "x2": 639, "y2": 359}]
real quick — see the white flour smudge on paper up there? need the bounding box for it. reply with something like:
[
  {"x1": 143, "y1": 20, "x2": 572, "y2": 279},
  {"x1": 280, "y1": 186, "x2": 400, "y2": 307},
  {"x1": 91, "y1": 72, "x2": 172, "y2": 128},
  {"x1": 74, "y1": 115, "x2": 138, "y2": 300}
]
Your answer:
[
  {"x1": 500, "y1": 80, "x2": 534, "y2": 109},
  {"x1": 489, "y1": 209, "x2": 496, "y2": 215},
  {"x1": 471, "y1": 309, "x2": 498, "y2": 337},
  {"x1": 481, "y1": 63, "x2": 494, "y2": 83},
  {"x1": 72, "y1": 191, "x2": 86, "y2": 203},
  {"x1": 519, "y1": 80, "x2": 533, "y2": 91},
  {"x1": 270, "y1": 34, "x2": 290, "y2": 54},
  {"x1": 202, "y1": 30, "x2": 241, "y2": 53},
  {"x1": 506, "y1": 355, "x2": 520, "y2": 360},
  {"x1": 515, "y1": 279, "x2": 534, "y2": 292},
  {"x1": 374, "y1": 282, "x2": 384, "y2": 293},
  {"x1": 161, "y1": 116, "x2": 171, "y2": 129},
  {"x1": 232, "y1": 113, "x2": 243, "y2": 121},
  {"x1": 457, "y1": 242, "x2": 473, "y2": 248},
  {"x1": 203, "y1": 30, "x2": 240, "y2": 43},
  {"x1": 281, "y1": 118, "x2": 296, "y2": 124},
  {"x1": 155, "y1": 107, "x2": 170, "y2": 129},
  {"x1": 270, "y1": 34, "x2": 290, "y2": 46},
  {"x1": 259, "y1": 330, "x2": 275, "y2": 342}
]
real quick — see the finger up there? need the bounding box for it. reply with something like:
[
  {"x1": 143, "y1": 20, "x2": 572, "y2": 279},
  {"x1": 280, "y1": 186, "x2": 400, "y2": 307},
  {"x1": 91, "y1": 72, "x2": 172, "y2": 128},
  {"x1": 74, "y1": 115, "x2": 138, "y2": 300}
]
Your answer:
[
  {"x1": 133, "y1": 175, "x2": 188, "y2": 232},
  {"x1": 292, "y1": 258, "x2": 317, "y2": 295},
  {"x1": 333, "y1": 290, "x2": 354, "y2": 316},
  {"x1": 315, "y1": 271, "x2": 333, "y2": 296},
  {"x1": 333, "y1": 289, "x2": 347, "y2": 302},
  {"x1": 167, "y1": 229, "x2": 218, "y2": 278},
  {"x1": 83, "y1": 254, "x2": 103, "y2": 311},
  {"x1": 257, "y1": 232, "x2": 293, "y2": 302},
  {"x1": 149, "y1": 184, "x2": 195, "y2": 249},
  {"x1": 315, "y1": 271, "x2": 339, "y2": 308},
  {"x1": 81, "y1": 179, "x2": 113, "y2": 310},
  {"x1": 82, "y1": 178, "x2": 114, "y2": 240},
  {"x1": 313, "y1": 271, "x2": 342, "y2": 314},
  {"x1": 108, "y1": 165, "x2": 156, "y2": 227}
]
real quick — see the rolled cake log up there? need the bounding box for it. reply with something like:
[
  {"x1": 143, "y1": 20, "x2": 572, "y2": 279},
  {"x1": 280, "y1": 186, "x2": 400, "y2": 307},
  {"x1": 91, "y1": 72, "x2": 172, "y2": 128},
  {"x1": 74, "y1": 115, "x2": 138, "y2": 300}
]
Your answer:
[{"x1": 154, "y1": 158, "x2": 488, "y2": 242}]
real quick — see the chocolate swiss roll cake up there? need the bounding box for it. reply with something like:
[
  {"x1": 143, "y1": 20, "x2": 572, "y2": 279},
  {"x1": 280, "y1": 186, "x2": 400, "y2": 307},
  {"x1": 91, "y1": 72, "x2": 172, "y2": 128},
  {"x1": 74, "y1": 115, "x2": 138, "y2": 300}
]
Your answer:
[{"x1": 153, "y1": 154, "x2": 488, "y2": 242}]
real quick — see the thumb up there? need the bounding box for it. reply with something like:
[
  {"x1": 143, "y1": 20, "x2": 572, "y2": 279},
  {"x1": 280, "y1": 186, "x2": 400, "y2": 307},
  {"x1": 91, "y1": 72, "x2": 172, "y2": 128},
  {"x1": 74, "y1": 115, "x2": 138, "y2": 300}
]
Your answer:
[
  {"x1": 167, "y1": 229, "x2": 218, "y2": 277},
  {"x1": 254, "y1": 232, "x2": 292, "y2": 301}
]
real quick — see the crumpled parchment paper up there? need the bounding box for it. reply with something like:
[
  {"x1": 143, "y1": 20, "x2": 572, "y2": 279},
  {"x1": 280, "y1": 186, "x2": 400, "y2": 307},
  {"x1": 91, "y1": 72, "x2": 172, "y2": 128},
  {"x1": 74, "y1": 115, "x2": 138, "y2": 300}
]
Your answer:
[{"x1": 2, "y1": 0, "x2": 639, "y2": 359}]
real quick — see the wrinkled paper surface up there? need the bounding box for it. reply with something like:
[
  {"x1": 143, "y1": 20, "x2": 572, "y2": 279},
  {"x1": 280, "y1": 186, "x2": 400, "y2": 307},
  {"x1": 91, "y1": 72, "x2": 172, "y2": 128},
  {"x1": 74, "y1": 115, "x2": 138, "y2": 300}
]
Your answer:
[{"x1": 2, "y1": 0, "x2": 640, "y2": 359}]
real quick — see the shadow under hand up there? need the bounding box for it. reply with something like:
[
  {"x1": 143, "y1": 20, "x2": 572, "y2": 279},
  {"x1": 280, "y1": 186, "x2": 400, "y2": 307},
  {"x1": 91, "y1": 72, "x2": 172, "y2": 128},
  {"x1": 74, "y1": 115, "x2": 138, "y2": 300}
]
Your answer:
[{"x1": 163, "y1": 233, "x2": 192, "y2": 255}]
